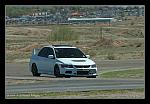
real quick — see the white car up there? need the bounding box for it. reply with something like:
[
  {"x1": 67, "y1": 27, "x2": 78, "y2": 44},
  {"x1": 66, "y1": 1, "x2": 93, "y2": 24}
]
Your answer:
[{"x1": 29, "y1": 45, "x2": 98, "y2": 78}]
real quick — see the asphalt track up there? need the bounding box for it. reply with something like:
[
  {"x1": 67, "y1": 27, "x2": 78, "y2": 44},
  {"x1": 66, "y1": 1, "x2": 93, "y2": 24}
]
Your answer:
[
  {"x1": 6, "y1": 79, "x2": 144, "y2": 95},
  {"x1": 5, "y1": 59, "x2": 144, "y2": 95},
  {"x1": 5, "y1": 59, "x2": 144, "y2": 77}
]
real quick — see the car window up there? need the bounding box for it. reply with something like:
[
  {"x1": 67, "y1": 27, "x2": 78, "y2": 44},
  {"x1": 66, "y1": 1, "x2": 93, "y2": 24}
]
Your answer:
[
  {"x1": 54, "y1": 48, "x2": 86, "y2": 58},
  {"x1": 47, "y1": 48, "x2": 54, "y2": 56},
  {"x1": 38, "y1": 47, "x2": 54, "y2": 58},
  {"x1": 38, "y1": 47, "x2": 47, "y2": 58}
]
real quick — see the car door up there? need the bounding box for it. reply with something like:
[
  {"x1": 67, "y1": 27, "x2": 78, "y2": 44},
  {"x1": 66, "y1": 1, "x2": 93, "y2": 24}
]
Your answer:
[
  {"x1": 37, "y1": 47, "x2": 48, "y2": 73},
  {"x1": 44, "y1": 47, "x2": 55, "y2": 74}
]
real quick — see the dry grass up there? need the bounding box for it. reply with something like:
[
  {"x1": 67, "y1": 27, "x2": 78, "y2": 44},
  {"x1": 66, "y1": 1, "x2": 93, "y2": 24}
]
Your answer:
[
  {"x1": 5, "y1": 16, "x2": 144, "y2": 62},
  {"x1": 112, "y1": 40, "x2": 128, "y2": 47},
  {"x1": 6, "y1": 88, "x2": 144, "y2": 99},
  {"x1": 93, "y1": 37, "x2": 113, "y2": 47},
  {"x1": 19, "y1": 43, "x2": 41, "y2": 52}
]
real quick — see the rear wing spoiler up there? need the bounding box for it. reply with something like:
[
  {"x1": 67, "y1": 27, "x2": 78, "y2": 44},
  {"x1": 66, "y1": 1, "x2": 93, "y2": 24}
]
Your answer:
[{"x1": 32, "y1": 48, "x2": 40, "y2": 56}]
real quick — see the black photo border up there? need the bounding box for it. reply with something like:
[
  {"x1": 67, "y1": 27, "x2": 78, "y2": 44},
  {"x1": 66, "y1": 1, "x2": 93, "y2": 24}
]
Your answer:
[{"x1": 1, "y1": 0, "x2": 149, "y2": 104}]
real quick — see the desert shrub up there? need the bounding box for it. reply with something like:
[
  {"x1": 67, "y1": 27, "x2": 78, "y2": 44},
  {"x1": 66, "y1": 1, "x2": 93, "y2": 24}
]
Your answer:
[
  {"x1": 138, "y1": 31, "x2": 144, "y2": 38},
  {"x1": 48, "y1": 26, "x2": 79, "y2": 41},
  {"x1": 93, "y1": 37, "x2": 113, "y2": 47},
  {"x1": 130, "y1": 21, "x2": 134, "y2": 25},
  {"x1": 88, "y1": 50, "x2": 97, "y2": 57},
  {"x1": 106, "y1": 53, "x2": 115, "y2": 60},
  {"x1": 124, "y1": 29, "x2": 144, "y2": 38},
  {"x1": 135, "y1": 43, "x2": 142, "y2": 47}
]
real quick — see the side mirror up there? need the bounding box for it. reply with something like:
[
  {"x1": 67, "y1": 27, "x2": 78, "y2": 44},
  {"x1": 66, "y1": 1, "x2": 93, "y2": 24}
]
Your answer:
[
  {"x1": 86, "y1": 55, "x2": 90, "y2": 58},
  {"x1": 48, "y1": 55, "x2": 54, "y2": 59}
]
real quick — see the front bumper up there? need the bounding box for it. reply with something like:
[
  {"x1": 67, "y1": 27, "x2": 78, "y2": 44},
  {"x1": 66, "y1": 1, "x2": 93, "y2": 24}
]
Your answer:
[{"x1": 60, "y1": 67, "x2": 98, "y2": 77}]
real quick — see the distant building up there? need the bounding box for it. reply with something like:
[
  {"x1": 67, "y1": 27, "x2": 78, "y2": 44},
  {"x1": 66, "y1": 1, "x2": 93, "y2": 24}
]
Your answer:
[
  {"x1": 6, "y1": 6, "x2": 144, "y2": 25},
  {"x1": 68, "y1": 17, "x2": 115, "y2": 24}
]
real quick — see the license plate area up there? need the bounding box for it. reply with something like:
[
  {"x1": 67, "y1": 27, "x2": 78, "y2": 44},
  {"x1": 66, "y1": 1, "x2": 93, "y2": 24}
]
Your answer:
[{"x1": 77, "y1": 71, "x2": 89, "y2": 75}]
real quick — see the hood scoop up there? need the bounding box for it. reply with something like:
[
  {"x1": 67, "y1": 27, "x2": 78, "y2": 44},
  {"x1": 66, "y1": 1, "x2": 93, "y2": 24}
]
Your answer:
[{"x1": 72, "y1": 60, "x2": 86, "y2": 62}]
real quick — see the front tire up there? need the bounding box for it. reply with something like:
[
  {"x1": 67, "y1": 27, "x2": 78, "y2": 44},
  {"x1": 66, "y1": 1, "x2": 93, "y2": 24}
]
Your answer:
[
  {"x1": 87, "y1": 76, "x2": 96, "y2": 78},
  {"x1": 31, "y1": 64, "x2": 41, "y2": 76},
  {"x1": 54, "y1": 65, "x2": 62, "y2": 77}
]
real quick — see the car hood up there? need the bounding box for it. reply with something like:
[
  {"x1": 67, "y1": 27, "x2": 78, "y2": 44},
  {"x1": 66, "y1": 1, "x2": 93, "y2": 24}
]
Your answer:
[{"x1": 56, "y1": 58, "x2": 95, "y2": 65}]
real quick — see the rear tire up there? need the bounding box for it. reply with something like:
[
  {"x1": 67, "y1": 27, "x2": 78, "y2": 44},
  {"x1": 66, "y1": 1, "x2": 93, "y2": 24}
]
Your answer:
[
  {"x1": 65, "y1": 75, "x2": 71, "y2": 78},
  {"x1": 31, "y1": 64, "x2": 41, "y2": 76}
]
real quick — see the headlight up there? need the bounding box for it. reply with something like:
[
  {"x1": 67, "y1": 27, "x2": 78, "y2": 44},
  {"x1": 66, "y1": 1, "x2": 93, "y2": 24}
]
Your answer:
[
  {"x1": 91, "y1": 64, "x2": 96, "y2": 68},
  {"x1": 61, "y1": 64, "x2": 73, "y2": 68}
]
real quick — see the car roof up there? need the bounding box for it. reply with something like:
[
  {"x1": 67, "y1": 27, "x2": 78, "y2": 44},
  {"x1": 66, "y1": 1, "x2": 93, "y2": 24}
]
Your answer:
[{"x1": 44, "y1": 45, "x2": 77, "y2": 48}]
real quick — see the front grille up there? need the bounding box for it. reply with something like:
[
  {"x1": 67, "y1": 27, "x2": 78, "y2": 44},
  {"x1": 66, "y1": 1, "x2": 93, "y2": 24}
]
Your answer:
[
  {"x1": 74, "y1": 65, "x2": 90, "y2": 68},
  {"x1": 77, "y1": 71, "x2": 89, "y2": 75}
]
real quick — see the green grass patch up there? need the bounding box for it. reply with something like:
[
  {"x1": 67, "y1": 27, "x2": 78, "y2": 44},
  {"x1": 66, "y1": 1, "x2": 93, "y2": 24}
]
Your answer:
[
  {"x1": 100, "y1": 68, "x2": 144, "y2": 78},
  {"x1": 6, "y1": 88, "x2": 144, "y2": 99}
]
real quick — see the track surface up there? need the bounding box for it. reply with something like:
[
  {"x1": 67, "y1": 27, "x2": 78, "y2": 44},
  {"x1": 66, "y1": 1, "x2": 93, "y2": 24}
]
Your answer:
[
  {"x1": 6, "y1": 79, "x2": 144, "y2": 95},
  {"x1": 5, "y1": 59, "x2": 144, "y2": 95},
  {"x1": 5, "y1": 59, "x2": 144, "y2": 76}
]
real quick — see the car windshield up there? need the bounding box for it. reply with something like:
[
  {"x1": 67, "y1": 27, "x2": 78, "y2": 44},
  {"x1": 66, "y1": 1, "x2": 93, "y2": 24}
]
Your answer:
[{"x1": 54, "y1": 48, "x2": 86, "y2": 58}]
